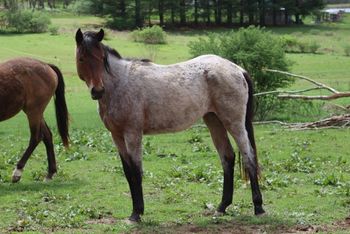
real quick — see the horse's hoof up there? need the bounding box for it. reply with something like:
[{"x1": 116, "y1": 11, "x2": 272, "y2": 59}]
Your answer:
[
  {"x1": 123, "y1": 218, "x2": 139, "y2": 225},
  {"x1": 12, "y1": 176, "x2": 21, "y2": 183},
  {"x1": 128, "y1": 213, "x2": 141, "y2": 223},
  {"x1": 44, "y1": 173, "x2": 56, "y2": 182},
  {"x1": 254, "y1": 206, "x2": 266, "y2": 216},
  {"x1": 11, "y1": 169, "x2": 23, "y2": 183},
  {"x1": 214, "y1": 211, "x2": 225, "y2": 217}
]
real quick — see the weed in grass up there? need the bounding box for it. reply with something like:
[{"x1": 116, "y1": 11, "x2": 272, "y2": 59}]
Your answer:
[
  {"x1": 64, "y1": 151, "x2": 88, "y2": 162},
  {"x1": 314, "y1": 172, "x2": 345, "y2": 187},
  {"x1": 102, "y1": 164, "x2": 124, "y2": 175},
  {"x1": 343, "y1": 44, "x2": 350, "y2": 56}
]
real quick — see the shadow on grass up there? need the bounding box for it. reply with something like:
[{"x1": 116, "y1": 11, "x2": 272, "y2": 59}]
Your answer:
[
  {"x1": 133, "y1": 215, "x2": 295, "y2": 234},
  {"x1": 0, "y1": 179, "x2": 85, "y2": 197}
]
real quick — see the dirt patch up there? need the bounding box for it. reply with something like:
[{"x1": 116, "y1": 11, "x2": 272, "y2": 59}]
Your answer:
[
  {"x1": 132, "y1": 216, "x2": 350, "y2": 234},
  {"x1": 86, "y1": 216, "x2": 117, "y2": 225}
]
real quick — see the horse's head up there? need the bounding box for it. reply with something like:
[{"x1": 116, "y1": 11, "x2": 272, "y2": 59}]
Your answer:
[{"x1": 75, "y1": 28, "x2": 106, "y2": 100}]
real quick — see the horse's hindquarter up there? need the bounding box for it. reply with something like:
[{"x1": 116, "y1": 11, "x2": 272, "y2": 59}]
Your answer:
[{"x1": 0, "y1": 58, "x2": 58, "y2": 119}]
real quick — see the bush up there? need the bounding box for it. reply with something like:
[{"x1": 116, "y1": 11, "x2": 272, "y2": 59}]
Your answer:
[
  {"x1": 299, "y1": 40, "x2": 320, "y2": 54},
  {"x1": 5, "y1": 9, "x2": 50, "y2": 33},
  {"x1": 188, "y1": 26, "x2": 292, "y2": 120},
  {"x1": 281, "y1": 35, "x2": 300, "y2": 53},
  {"x1": 48, "y1": 25, "x2": 59, "y2": 35},
  {"x1": 131, "y1": 25, "x2": 167, "y2": 44}
]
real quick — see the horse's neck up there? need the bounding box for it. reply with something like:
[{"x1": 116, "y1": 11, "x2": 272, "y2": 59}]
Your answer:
[{"x1": 103, "y1": 57, "x2": 129, "y2": 86}]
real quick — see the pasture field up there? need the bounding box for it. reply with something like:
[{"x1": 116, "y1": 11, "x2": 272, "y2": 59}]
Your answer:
[{"x1": 0, "y1": 13, "x2": 350, "y2": 233}]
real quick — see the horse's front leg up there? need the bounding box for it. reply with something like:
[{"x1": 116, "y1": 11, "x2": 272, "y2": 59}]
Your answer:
[{"x1": 112, "y1": 131, "x2": 144, "y2": 222}]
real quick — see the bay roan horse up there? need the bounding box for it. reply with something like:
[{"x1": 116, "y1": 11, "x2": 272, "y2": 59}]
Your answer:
[
  {"x1": 75, "y1": 29, "x2": 265, "y2": 222},
  {"x1": 0, "y1": 58, "x2": 69, "y2": 183}
]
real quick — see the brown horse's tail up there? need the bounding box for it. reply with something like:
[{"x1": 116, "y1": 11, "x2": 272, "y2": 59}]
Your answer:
[
  {"x1": 49, "y1": 64, "x2": 69, "y2": 147},
  {"x1": 242, "y1": 71, "x2": 260, "y2": 179}
]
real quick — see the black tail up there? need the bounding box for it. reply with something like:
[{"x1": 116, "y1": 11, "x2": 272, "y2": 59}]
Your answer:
[
  {"x1": 49, "y1": 64, "x2": 69, "y2": 147},
  {"x1": 243, "y1": 71, "x2": 260, "y2": 178}
]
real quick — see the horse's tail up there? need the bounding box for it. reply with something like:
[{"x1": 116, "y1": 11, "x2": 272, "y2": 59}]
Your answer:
[
  {"x1": 242, "y1": 71, "x2": 260, "y2": 179},
  {"x1": 49, "y1": 64, "x2": 69, "y2": 148}
]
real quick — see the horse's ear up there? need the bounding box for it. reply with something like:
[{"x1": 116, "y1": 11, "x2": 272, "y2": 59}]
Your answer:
[
  {"x1": 75, "y1": 28, "x2": 83, "y2": 45},
  {"x1": 96, "y1": 29, "x2": 104, "y2": 42}
]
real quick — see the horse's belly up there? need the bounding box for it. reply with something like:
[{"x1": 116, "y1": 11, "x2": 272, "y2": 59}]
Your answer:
[{"x1": 143, "y1": 108, "x2": 205, "y2": 134}]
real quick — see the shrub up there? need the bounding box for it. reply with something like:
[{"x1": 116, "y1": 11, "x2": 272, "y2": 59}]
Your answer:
[
  {"x1": 48, "y1": 25, "x2": 59, "y2": 35},
  {"x1": 5, "y1": 9, "x2": 50, "y2": 33},
  {"x1": 308, "y1": 41, "x2": 321, "y2": 54},
  {"x1": 188, "y1": 26, "x2": 292, "y2": 120},
  {"x1": 131, "y1": 25, "x2": 167, "y2": 44},
  {"x1": 298, "y1": 40, "x2": 320, "y2": 54},
  {"x1": 281, "y1": 35, "x2": 300, "y2": 53}
]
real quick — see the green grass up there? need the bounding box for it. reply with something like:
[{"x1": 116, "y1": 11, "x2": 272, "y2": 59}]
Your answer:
[{"x1": 0, "y1": 12, "x2": 350, "y2": 233}]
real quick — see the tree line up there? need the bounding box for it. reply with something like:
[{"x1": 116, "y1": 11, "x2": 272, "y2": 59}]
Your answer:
[{"x1": 2, "y1": 0, "x2": 326, "y2": 29}]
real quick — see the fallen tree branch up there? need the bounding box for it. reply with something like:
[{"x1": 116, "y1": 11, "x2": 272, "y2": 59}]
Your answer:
[
  {"x1": 256, "y1": 69, "x2": 350, "y2": 101},
  {"x1": 255, "y1": 114, "x2": 350, "y2": 130},
  {"x1": 278, "y1": 92, "x2": 350, "y2": 100},
  {"x1": 264, "y1": 69, "x2": 339, "y2": 93}
]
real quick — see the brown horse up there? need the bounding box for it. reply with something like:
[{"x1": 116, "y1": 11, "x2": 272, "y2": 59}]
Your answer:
[
  {"x1": 0, "y1": 57, "x2": 69, "y2": 183},
  {"x1": 75, "y1": 29, "x2": 264, "y2": 222}
]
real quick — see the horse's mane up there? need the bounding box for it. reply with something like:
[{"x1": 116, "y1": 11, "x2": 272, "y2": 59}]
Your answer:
[{"x1": 102, "y1": 44, "x2": 152, "y2": 73}]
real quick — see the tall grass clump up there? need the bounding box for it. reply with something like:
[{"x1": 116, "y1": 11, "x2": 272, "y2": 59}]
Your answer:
[
  {"x1": 131, "y1": 25, "x2": 167, "y2": 44},
  {"x1": 188, "y1": 26, "x2": 293, "y2": 120},
  {"x1": 344, "y1": 45, "x2": 350, "y2": 56}
]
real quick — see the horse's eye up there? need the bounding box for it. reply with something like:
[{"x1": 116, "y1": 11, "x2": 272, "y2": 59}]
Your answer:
[{"x1": 79, "y1": 58, "x2": 84, "y2": 63}]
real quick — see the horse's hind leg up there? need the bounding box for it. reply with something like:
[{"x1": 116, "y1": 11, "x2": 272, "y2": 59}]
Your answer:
[
  {"x1": 12, "y1": 115, "x2": 42, "y2": 183},
  {"x1": 203, "y1": 113, "x2": 236, "y2": 214},
  {"x1": 219, "y1": 116, "x2": 264, "y2": 215},
  {"x1": 41, "y1": 120, "x2": 57, "y2": 180}
]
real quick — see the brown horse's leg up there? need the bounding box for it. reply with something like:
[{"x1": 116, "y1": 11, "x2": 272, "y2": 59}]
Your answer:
[
  {"x1": 12, "y1": 116, "x2": 42, "y2": 183},
  {"x1": 112, "y1": 132, "x2": 144, "y2": 222},
  {"x1": 221, "y1": 119, "x2": 264, "y2": 215},
  {"x1": 203, "y1": 113, "x2": 236, "y2": 214},
  {"x1": 41, "y1": 120, "x2": 57, "y2": 180}
]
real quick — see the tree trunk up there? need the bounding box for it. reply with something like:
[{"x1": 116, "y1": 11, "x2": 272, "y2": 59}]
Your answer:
[
  {"x1": 240, "y1": 0, "x2": 244, "y2": 26},
  {"x1": 159, "y1": 0, "x2": 164, "y2": 26},
  {"x1": 148, "y1": 1, "x2": 152, "y2": 26},
  {"x1": 216, "y1": 0, "x2": 222, "y2": 25},
  {"x1": 259, "y1": 0, "x2": 265, "y2": 26},
  {"x1": 194, "y1": 0, "x2": 198, "y2": 25},
  {"x1": 227, "y1": 1, "x2": 233, "y2": 25},
  {"x1": 120, "y1": 0, "x2": 126, "y2": 18},
  {"x1": 171, "y1": 2, "x2": 175, "y2": 24},
  {"x1": 295, "y1": 0, "x2": 300, "y2": 24},
  {"x1": 206, "y1": 0, "x2": 211, "y2": 26},
  {"x1": 272, "y1": 0, "x2": 277, "y2": 26},
  {"x1": 284, "y1": 9, "x2": 289, "y2": 25},
  {"x1": 179, "y1": 0, "x2": 186, "y2": 25},
  {"x1": 135, "y1": 0, "x2": 142, "y2": 27},
  {"x1": 248, "y1": 5, "x2": 254, "y2": 25},
  {"x1": 38, "y1": 0, "x2": 44, "y2": 8}
]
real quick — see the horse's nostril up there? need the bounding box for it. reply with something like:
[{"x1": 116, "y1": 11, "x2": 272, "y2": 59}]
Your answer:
[{"x1": 91, "y1": 87, "x2": 105, "y2": 100}]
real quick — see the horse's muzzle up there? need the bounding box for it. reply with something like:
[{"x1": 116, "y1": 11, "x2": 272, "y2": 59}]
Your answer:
[{"x1": 91, "y1": 87, "x2": 105, "y2": 100}]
